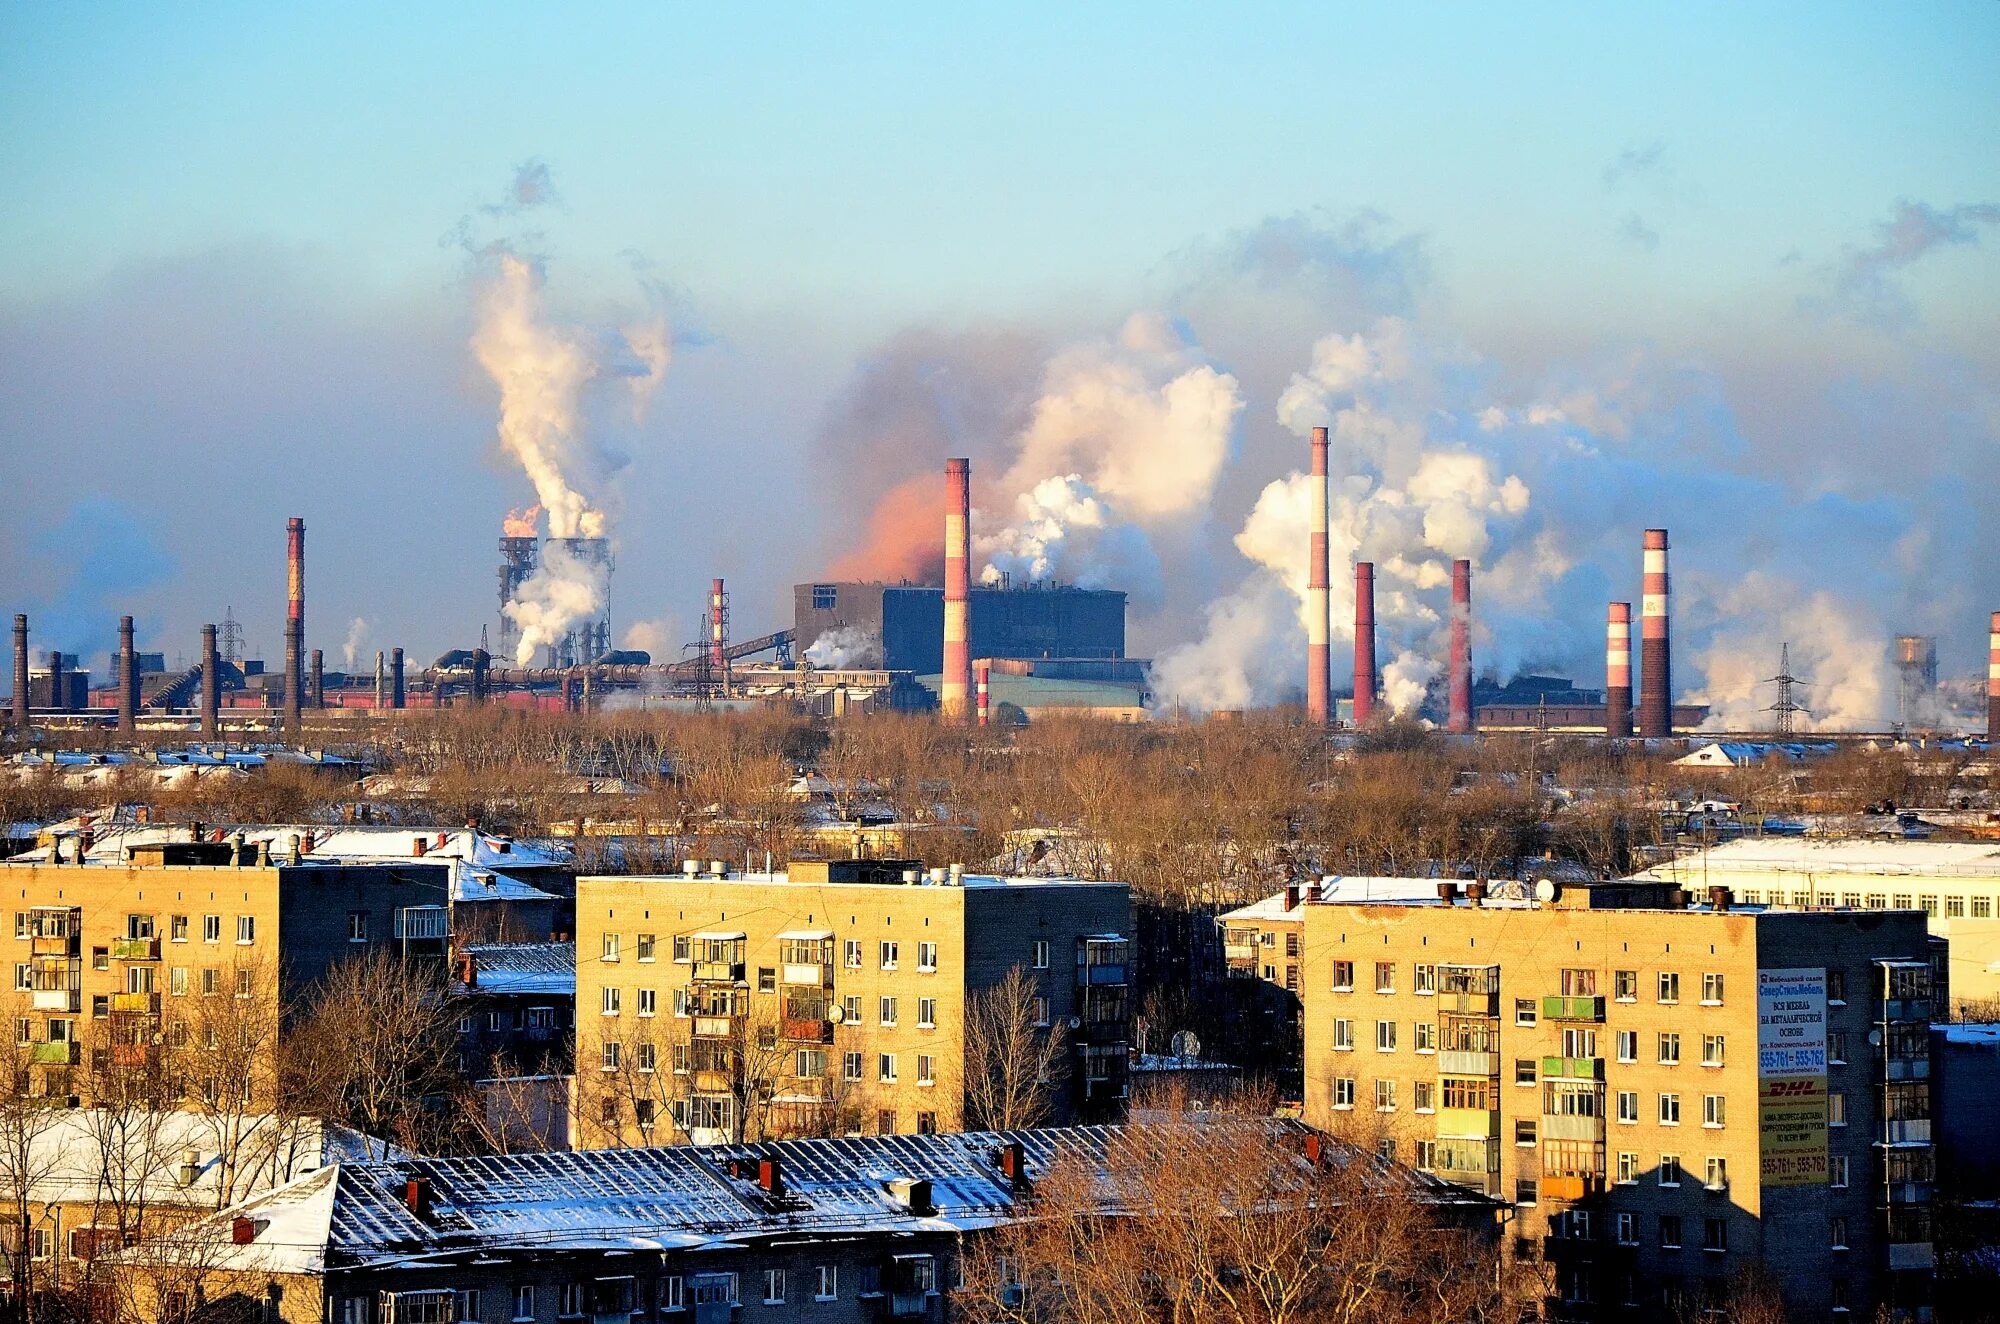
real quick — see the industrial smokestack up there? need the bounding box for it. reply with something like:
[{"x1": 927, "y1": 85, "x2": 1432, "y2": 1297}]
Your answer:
[
  {"x1": 1306, "y1": 426, "x2": 1331, "y2": 726},
  {"x1": 1605, "y1": 603, "x2": 1633, "y2": 738},
  {"x1": 709, "y1": 579, "x2": 727, "y2": 670},
  {"x1": 391, "y1": 647, "x2": 405, "y2": 710},
  {"x1": 975, "y1": 659, "x2": 990, "y2": 728},
  {"x1": 471, "y1": 649, "x2": 490, "y2": 705},
  {"x1": 309, "y1": 649, "x2": 324, "y2": 709},
  {"x1": 374, "y1": 650, "x2": 385, "y2": 710},
  {"x1": 1988, "y1": 611, "x2": 2000, "y2": 742},
  {"x1": 1447, "y1": 559, "x2": 1473, "y2": 734},
  {"x1": 1638, "y1": 529, "x2": 1671, "y2": 737},
  {"x1": 941, "y1": 458, "x2": 973, "y2": 720},
  {"x1": 285, "y1": 517, "x2": 305, "y2": 742},
  {"x1": 118, "y1": 616, "x2": 138, "y2": 735},
  {"x1": 1351, "y1": 561, "x2": 1376, "y2": 726},
  {"x1": 200, "y1": 625, "x2": 220, "y2": 737},
  {"x1": 9, "y1": 615, "x2": 25, "y2": 732},
  {"x1": 46, "y1": 650, "x2": 66, "y2": 715}
]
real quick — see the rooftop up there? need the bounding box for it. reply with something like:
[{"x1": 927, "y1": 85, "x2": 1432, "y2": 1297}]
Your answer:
[
  {"x1": 593, "y1": 858, "x2": 1126, "y2": 891},
  {"x1": 1629, "y1": 838, "x2": 2000, "y2": 881},
  {"x1": 459, "y1": 941, "x2": 575, "y2": 996}
]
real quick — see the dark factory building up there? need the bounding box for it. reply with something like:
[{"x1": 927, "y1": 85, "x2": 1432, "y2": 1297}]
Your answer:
[{"x1": 795, "y1": 581, "x2": 1126, "y2": 673}]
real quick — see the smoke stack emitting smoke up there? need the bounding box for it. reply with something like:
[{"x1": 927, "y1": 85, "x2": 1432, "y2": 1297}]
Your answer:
[
  {"x1": 1306, "y1": 426, "x2": 1331, "y2": 725},
  {"x1": 1352, "y1": 562, "x2": 1376, "y2": 725},
  {"x1": 1447, "y1": 559, "x2": 1471, "y2": 733}
]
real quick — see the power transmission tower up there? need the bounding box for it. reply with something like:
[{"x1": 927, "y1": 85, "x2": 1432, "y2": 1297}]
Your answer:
[
  {"x1": 219, "y1": 607, "x2": 244, "y2": 665},
  {"x1": 1764, "y1": 642, "x2": 1811, "y2": 734}
]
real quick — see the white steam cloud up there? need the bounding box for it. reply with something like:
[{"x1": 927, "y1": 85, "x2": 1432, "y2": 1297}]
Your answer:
[
  {"x1": 341, "y1": 616, "x2": 370, "y2": 672},
  {"x1": 805, "y1": 626, "x2": 882, "y2": 669}
]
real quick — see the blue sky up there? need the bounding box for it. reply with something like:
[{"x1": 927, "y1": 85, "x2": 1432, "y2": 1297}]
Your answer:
[{"x1": 1, "y1": 4, "x2": 1996, "y2": 710}]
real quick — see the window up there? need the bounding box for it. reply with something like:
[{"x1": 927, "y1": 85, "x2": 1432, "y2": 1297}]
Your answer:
[
  {"x1": 1374, "y1": 1079, "x2": 1397, "y2": 1111},
  {"x1": 1920, "y1": 896, "x2": 1938, "y2": 917},
  {"x1": 1333, "y1": 1018, "x2": 1353, "y2": 1051},
  {"x1": 763, "y1": 1269, "x2": 787, "y2": 1305},
  {"x1": 1979, "y1": 899, "x2": 1997, "y2": 920},
  {"x1": 602, "y1": 987, "x2": 621, "y2": 1016},
  {"x1": 672, "y1": 935, "x2": 691, "y2": 963},
  {"x1": 1830, "y1": 1216, "x2": 1849, "y2": 1249},
  {"x1": 880, "y1": 996, "x2": 898, "y2": 1026},
  {"x1": 1659, "y1": 1153, "x2": 1682, "y2": 1186},
  {"x1": 880, "y1": 941, "x2": 899, "y2": 970},
  {"x1": 1375, "y1": 1020, "x2": 1397, "y2": 1052},
  {"x1": 1562, "y1": 1027, "x2": 1597, "y2": 1058},
  {"x1": 1414, "y1": 1140, "x2": 1436, "y2": 1170},
  {"x1": 918, "y1": 997, "x2": 936, "y2": 1028},
  {"x1": 1374, "y1": 961, "x2": 1395, "y2": 992},
  {"x1": 796, "y1": 1048, "x2": 826, "y2": 1079},
  {"x1": 235, "y1": 969, "x2": 253, "y2": 997},
  {"x1": 202, "y1": 915, "x2": 220, "y2": 944},
  {"x1": 1414, "y1": 963, "x2": 1436, "y2": 993},
  {"x1": 812, "y1": 583, "x2": 837, "y2": 609},
  {"x1": 842, "y1": 994, "x2": 862, "y2": 1024},
  {"x1": 602, "y1": 934, "x2": 620, "y2": 962},
  {"x1": 1616, "y1": 1212, "x2": 1639, "y2": 1245},
  {"x1": 1514, "y1": 1178, "x2": 1538, "y2": 1206},
  {"x1": 1701, "y1": 972, "x2": 1724, "y2": 1005},
  {"x1": 1413, "y1": 1080, "x2": 1434, "y2": 1111},
  {"x1": 1516, "y1": 1119, "x2": 1537, "y2": 1146},
  {"x1": 1658, "y1": 971, "x2": 1680, "y2": 1003},
  {"x1": 1414, "y1": 1021, "x2": 1435, "y2": 1052},
  {"x1": 637, "y1": 989, "x2": 657, "y2": 1017},
  {"x1": 347, "y1": 912, "x2": 368, "y2": 943},
  {"x1": 93, "y1": 947, "x2": 108, "y2": 970},
  {"x1": 1033, "y1": 940, "x2": 1050, "y2": 969},
  {"x1": 917, "y1": 1054, "x2": 935, "y2": 1085},
  {"x1": 600, "y1": 1041, "x2": 620, "y2": 1071},
  {"x1": 1614, "y1": 969, "x2": 1637, "y2": 1001},
  {"x1": 1331, "y1": 960, "x2": 1354, "y2": 991},
  {"x1": 636, "y1": 933, "x2": 655, "y2": 961},
  {"x1": 1560, "y1": 968, "x2": 1596, "y2": 996},
  {"x1": 1948, "y1": 898, "x2": 1967, "y2": 919},
  {"x1": 816, "y1": 1266, "x2": 837, "y2": 1301},
  {"x1": 1515, "y1": 1059, "x2": 1538, "y2": 1086},
  {"x1": 457, "y1": 1291, "x2": 481, "y2": 1320},
  {"x1": 1033, "y1": 996, "x2": 1051, "y2": 1027},
  {"x1": 1616, "y1": 1030, "x2": 1637, "y2": 1063},
  {"x1": 1659, "y1": 1093, "x2": 1681, "y2": 1125},
  {"x1": 1659, "y1": 1214, "x2": 1683, "y2": 1249},
  {"x1": 660, "y1": 1277, "x2": 684, "y2": 1312},
  {"x1": 1706, "y1": 1156, "x2": 1728, "y2": 1190},
  {"x1": 514, "y1": 1285, "x2": 536, "y2": 1321},
  {"x1": 1830, "y1": 1155, "x2": 1850, "y2": 1188},
  {"x1": 8, "y1": 964, "x2": 23, "y2": 992},
  {"x1": 202, "y1": 968, "x2": 218, "y2": 996},
  {"x1": 1702, "y1": 1217, "x2": 1728, "y2": 1253},
  {"x1": 1658, "y1": 1032, "x2": 1680, "y2": 1065},
  {"x1": 1702, "y1": 1094, "x2": 1726, "y2": 1128},
  {"x1": 877, "y1": 1110, "x2": 897, "y2": 1135},
  {"x1": 1701, "y1": 1034, "x2": 1725, "y2": 1067},
  {"x1": 637, "y1": 1042, "x2": 657, "y2": 1073},
  {"x1": 1616, "y1": 1089, "x2": 1639, "y2": 1123},
  {"x1": 1829, "y1": 1031, "x2": 1848, "y2": 1064},
  {"x1": 170, "y1": 967, "x2": 187, "y2": 997},
  {"x1": 1828, "y1": 1092, "x2": 1847, "y2": 1127},
  {"x1": 1617, "y1": 1151, "x2": 1639, "y2": 1184},
  {"x1": 878, "y1": 1053, "x2": 897, "y2": 1082},
  {"x1": 1514, "y1": 998, "x2": 1537, "y2": 1026},
  {"x1": 672, "y1": 989, "x2": 691, "y2": 1017},
  {"x1": 1443, "y1": 1077, "x2": 1492, "y2": 1109},
  {"x1": 1333, "y1": 1076, "x2": 1355, "y2": 1109},
  {"x1": 1826, "y1": 969, "x2": 1847, "y2": 1002},
  {"x1": 918, "y1": 941, "x2": 937, "y2": 971},
  {"x1": 844, "y1": 939, "x2": 862, "y2": 968},
  {"x1": 843, "y1": 1052, "x2": 863, "y2": 1082},
  {"x1": 487, "y1": 1010, "x2": 507, "y2": 1033}
]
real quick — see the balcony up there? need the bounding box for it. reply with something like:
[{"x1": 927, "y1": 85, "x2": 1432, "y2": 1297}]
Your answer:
[
  {"x1": 1077, "y1": 962, "x2": 1128, "y2": 988},
  {"x1": 781, "y1": 1017, "x2": 835, "y2": 1044},
  {"x1": 1887, "y1": 1242, "x2": 1936, "y2": 1271},
  {"x1": 1540, "y1": 1113, "x2": 1607, "y2": 1143},
  {"x1": 111, "y1": 992, "x2": 161, "y2": 1014},
  {"x1": 1223, "y1": 942, "x2": 1259, "y2": 965},
  {"x1": 110, "y1": 1043, "x2": 155, "y2": 1068},
  {"x1": 1884, "y1": 1056, "x2": 1931, "y2": 1082},
  {"x1": 30, "y1": 989, "x2": 78, "y2": 1013},
  {"x1": 1883, "y1": 1180, "x2": 1934, "y2": 1205},
  {"x1": 1541, "y1": 1056, "x2": 1605, "y2": 1081},
  {"x1": 1538, "y1": 1174, "x2": 1605, "y2": 1202},
  {"x1": 28, "y1": 1042, "x2": 78, "y2": 1066},
  {"x1": 781, "y1": 962, "x2": 831, "y2": 987},
  {"x1": 1541, "y1": 995, "x2": 1605, "y2": 1022},
  {"x1": 29, "y1": 933, "x2": 77, "y2": 958},
  {"x1": 1438, "y1": 1050, "x2": 1499, "y2": 1078},
  {"x1": 1878, "y1": 1118, "x2": 1933, "y2": 1146},
  {"x1": 692, "y1": 1015, "x2": 738, "y2": 1039},
  {"x1": 691, "y1": 1069, "x2": 734, "y2": 1093},
  {"x1": 1436, "y1": 1107, "x2": 1501, "y2": 1138},
  {"x1": 1884, "y1": 998, "x2": 1933, "y2": 1023},
  {"x1": 1444, "y1": 991, "x2": 1501, "y2": 1016},
  {"x1": 692, "y1": 960, "x2": 745, "y2": 984},
  {"x1": 109, "y1": 937, "x2": 160, "y2": 962}
]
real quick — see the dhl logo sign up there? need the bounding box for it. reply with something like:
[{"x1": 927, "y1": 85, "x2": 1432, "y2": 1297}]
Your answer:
[{"x1": 1763, "y1": 1079, "x2": 1821, "y2": 1098}]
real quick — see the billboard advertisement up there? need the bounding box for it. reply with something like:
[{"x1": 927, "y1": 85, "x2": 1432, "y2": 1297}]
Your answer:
[{"x1": 1757, "y1": 967, "x2": 1828, "y2": 1187}]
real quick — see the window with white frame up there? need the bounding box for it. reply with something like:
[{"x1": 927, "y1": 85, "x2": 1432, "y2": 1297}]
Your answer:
[
  {"x1": 1616, "y1": 1030, "x2": 1637, "y2": 1062},
  {"x1": 1616, "y1": 1151, "x2": 1638, "y2": 1183},
  {"x1": 879, "y1": 941, "x2": 898, "y2": 970},
  {"x1": 816, "y1": 1266, "x2": 838, "y2": 1301},
  {"x1": 602, "y1": 987, "x2": 621, "y2": 1016},
  {"x1": 880, "y1": 996, "x2": 898, "y2": 1026},
  {"x1": 1333, "y1": 1076, "x2": 1355, "y2": 1109},
  {"x1": 1701, "y1": 1034, "x2": 1724, "y2": 1067},
  {"x1": 918, "y1": 1054, "x2": 935, "y2": 1085},
  {"x1": 1659, "y1": 1093, "x2": 1680, "y2": 1125},
  {"x1": 918, "y1": 997, "x2": 936, "y2": 1028},
  {"x1": 1617, "y1": 1091, "x2": 1638, "y2": 1124},
  {"x1": 1414, "y1": 963, "x2": 1435, "y2": 993},
  {"x1": 513, "y1": 1286, "x2": 536, "y2": 1322},
  {"x1": 1414, "y1": 1021, "x2": 1435, "y2": 1052},
  {"x1": 602, "y1": 933, "x2": 620, "y2": 962},
  {"x1": 879, "y1": 1053, "x2": 897, "y2": 1082},
  {"x1": 1702, "y1": 1095, "x2": 1726, "y2": 1128},
  {"x1": 1034, "y1": 940, "x2": 1050, "y2": 969},
  {"x1": 763, "y1": 1270, "x2": 787, "y2": 1305},
  {"x1": 918, "y1": 941, "x2": 937, "y2": 971},
  {"x1": 660, "y1": 1276, "x2": 684, "y2": 1311},
  {"x1": 1701, "y1": 972, "x2": 1724, "y2": 1004},
  {"x1": 1374, "y1": 1079, "x2": 1397, "y2": 1111},
  {"x1": 1333, "y1": 1018, "x2": 1353, "y2": 1051},
  {"x1": 1706, "y1": 1156, "x2": 1728, "y2": 1189},
  {"x1": 600, "y1": 1041, "x2": 621, "y2": 1072},
  {"x1": 1659, "y1": 1154, "x2": 1682, "y2": 1186},
  {"x1": 637, "y1": 989, "x2": 656, "y2": 1017},
  {"x1": 1375, "y1": 1020, "x2": 1397, "y2": 1052}
]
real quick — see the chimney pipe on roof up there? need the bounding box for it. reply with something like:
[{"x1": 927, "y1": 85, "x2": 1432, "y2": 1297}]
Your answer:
[
  {"x1": 285, "y1": 517, "x2": 305, "y2": 742},
  {"x1": 1351, "y1": 562, "x2": 1376, "y2": 726},
  {"x1": 200, "y1": 625, "x2": 221, "y2": 737},
  {"x1": 942, "y1": 458, "x2": 973, "y2": 721},
  {"x1": 1638, "y1": 530, "x2": 1671, "y2": 738},
  {"x1": 1284, "y1": 882, "x2": 1301, "y2": 911},
  {"x1": 1447, "y1": 559, "x2": 1472, "y2": 734},
  {"x1": 997, "y1": 1141, "x2": 1029, "y2": 1188},
  {"x1": 117, "y1": 616, "x2": 138, "y2": 735},
  {"x1": 1987, "y1": 611, "x2": 1999, "y2": 742},
  {"x1": 1707, "y1": 885, "x2": 1731, "y2": 912},
  {"x1": 1307, "y1": 425, "x2": 1332, "y2": 727},
  {"x1": 390, "y1": 647, "x2": 405, "y2": 709},
  {"x1": 758, "y1": 1157, "x2": 784, "y2": 1196},
  {"x1": 1605, "y1": 603, "x2": 1633, "y2": 738},
  {"x1": 10, "y1": 615, "x2": 27, "y2": 732},
  {"x1": 403, "y1": 1177, "x2": 431, "y2": 1220}
]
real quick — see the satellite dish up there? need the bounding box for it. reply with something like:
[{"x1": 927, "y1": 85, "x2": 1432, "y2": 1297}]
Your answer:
[
  {"x1": 1533, "y1": 879, "x2": 1559, "y2": 903},
  {"x1": 828, "y1": 1005, "x2": 846, "y2": 1025},
  {"x1": 1067, "y1": 1015, "x2": 1082, "y2": 1030},
  {"x1": 1170, "y1": 1031, "x2": 1202, "y2": 1060}
]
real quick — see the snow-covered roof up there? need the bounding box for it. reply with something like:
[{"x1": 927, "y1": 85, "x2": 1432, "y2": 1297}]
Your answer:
[
  {"x1": 1936, "y1": 1022, "x2": 2000, "y2": 1048},
  {"x1": 451, "y1": 859, "x2": 560, "y2": 904},
  {"x1": 1673, "y1": 741, "x2": 1839, "y2": 768},
  {"x1": 460, "y1": 942, "x2": 575, "y2": 997},
  {"x1": 1628, "y1": 838, "x2": 2000, "y2": 881},
  {"x1": 7, "y1": 822, "x2": 572, "y2": 873}
]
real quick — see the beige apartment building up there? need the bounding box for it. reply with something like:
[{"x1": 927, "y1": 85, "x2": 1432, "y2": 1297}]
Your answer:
[
  {"x1": 1299, "y1": 881, "x2": 1937, "y2": 1322},
  {"x1": 573, "y1": 859, "x2": 1131, "y2": 1148}
]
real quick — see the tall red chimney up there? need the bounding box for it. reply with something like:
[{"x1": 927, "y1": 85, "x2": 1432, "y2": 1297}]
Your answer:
[
  {"x1": 285, "y1": 517, "x2": 305, "y2": 741},
  {"x1": 1638, "y1": 529, "x2": 1671, "y2": 737},
  {"x1": 1447, "y1": 559, "x2": 1473, "y2": 733},
  {"x1": 709, "y1": 579, "x2": 727, "y2": 671},
  {"x1": 1987, "y1": 611, "x2": 1999, "y2": 742},
  {"x1": 200, "y1": 624, "x2": 220, "y2": 737},
  {"x1": 117, "y1": 615, "x2": 138, "y2": 735},
  {"x1": 1352, "y1": 561, "x2": 1376, "y2": 726},
  {"x1": 941, "y1": 458, "x2": 973, "y2": 720},
  {"x1": 1605, "y1": 603, "x2": 1633, "y2": 738},
  {"x1": 975, "y1": 659, "x2": 990, "y2": 728},
  {"x1": 1306, "y1": 426, "x2": 1332, "y2": 726},
  {"x1": 9, "y1": 615, "x2": 26, "y2": 732}
]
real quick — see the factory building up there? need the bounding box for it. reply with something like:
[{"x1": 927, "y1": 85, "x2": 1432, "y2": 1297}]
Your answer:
[
  {"x1": 794, "y1": 581, "x2": 1126, "y2": 675},
  {"x1": 1296, "y1": 882, "x2": 1938, "y2": 1320}
]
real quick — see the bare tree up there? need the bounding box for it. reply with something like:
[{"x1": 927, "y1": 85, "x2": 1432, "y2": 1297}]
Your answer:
[
  {"x1": 0, "y1": 995, "x2": 71, "y2": 1323},
  {"x1": 962, "y1": 966, "x2": 1068, "y2": 1132}
]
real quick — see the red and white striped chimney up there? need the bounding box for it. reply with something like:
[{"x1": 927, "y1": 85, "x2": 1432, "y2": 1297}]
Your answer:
[
  {"x1": 1447, "y1": 559, "x2": 1472, "y2": 733},
  {"x1": 1352, "y1": 561, "x2": 1376, "y2": 726},
  {"x1": 1638, "y1": 529, "x2": 1671, "y2": 737},
  {"x1": 1987, "y1": 610, "x2": 1999, "y2": 742},
  {"x1": 1306, "y1": 426, "x2": 1331, "y2": 726},
  {"x1": 709, "y1": 579, "x2": 726, "y2": 669},
  {"x1": 976, "y1": 659, "x2": 991, "y2": 728},
  {"x1": 1605, "y1": 603, "x2": 1633, "y2": 738},
  {"x1": 941, "y1": 458, "x2": 973, "y2": 720}
]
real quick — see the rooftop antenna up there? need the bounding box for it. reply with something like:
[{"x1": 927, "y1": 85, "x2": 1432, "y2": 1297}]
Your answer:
[{"x1": 1764, "y1": 642, "x2": 1811, "y2": 735}]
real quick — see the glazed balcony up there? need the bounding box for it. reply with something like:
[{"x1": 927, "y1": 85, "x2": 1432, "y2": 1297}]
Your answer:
[
  {"x1": 110, "y1": 938, "x2": 161, "y2": 962},
  {"x1": 1541, "y1": 995, "x2": 1604, "y2": 1022}
]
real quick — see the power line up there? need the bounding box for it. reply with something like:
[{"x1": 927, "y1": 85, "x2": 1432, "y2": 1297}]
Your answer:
[{"x1": 1763, "y1": 642, "x2": 1811, "y2": 735}]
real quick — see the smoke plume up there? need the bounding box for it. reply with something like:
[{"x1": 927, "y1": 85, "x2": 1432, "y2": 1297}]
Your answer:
[
  {"x1": 342, "y1": 616, "x2": 370, "y2": 672},
  {"x1": 804, "y1": 626, "x2": 883, "y2": 669}
]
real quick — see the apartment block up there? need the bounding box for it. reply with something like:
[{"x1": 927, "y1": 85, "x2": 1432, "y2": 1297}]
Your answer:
[
  {"x1": 0, "y1": 843, "x2": 449, "y2": 1105},
  {"x1": 1299, "y1": 881, "x2": 1938, "y2": 1321},
  {"x1": 574, "y1": 860, "x2": 1131, "y2": 1147}
]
